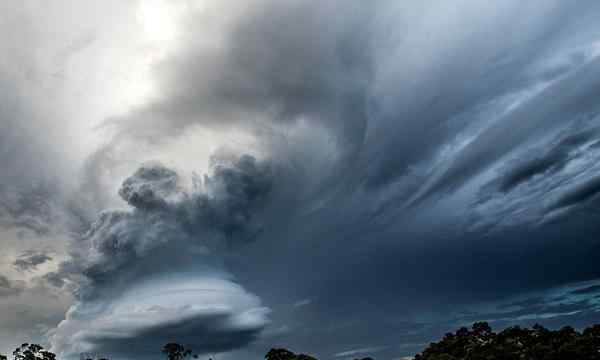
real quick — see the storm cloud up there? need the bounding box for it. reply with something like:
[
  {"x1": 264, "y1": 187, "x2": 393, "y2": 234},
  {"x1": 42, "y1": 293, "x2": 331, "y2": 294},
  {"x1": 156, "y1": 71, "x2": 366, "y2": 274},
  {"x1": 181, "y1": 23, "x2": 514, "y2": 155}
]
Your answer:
[
  {"x1": 51, "y1": 155, "x2": 272, "y2": 358},
  {"x1": 3, "y1": 1, "x2": 600, "y2": 360}
]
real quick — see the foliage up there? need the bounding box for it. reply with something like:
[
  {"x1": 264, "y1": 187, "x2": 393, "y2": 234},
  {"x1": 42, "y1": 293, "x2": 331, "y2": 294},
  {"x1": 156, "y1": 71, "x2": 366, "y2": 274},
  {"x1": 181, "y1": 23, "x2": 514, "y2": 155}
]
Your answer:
[
  {"x1": 414, "y1": 322, "x2": 600, "y2": 360},
  {"x1": 3, "y1": 324, "x2": 600, "y2": 360},
  {"x1": 265, "y1": 348, "x2": 318, "y2": 360},
  {"x1": 161, "y1": 343, "x2": 198, "y2": 360},
  {"x1": 11, "y1": 344, "x2": 55, "y2": 360}
]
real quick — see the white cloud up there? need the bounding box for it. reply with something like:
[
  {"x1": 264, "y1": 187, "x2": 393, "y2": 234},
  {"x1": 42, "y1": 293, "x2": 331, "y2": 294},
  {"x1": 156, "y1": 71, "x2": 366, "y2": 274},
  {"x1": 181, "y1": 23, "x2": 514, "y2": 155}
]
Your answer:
[
  {"x1": 334, "y1": 346, "x2": 388, "y2": 358},
  {"x1": 51, "y1": 275, "x2": 269, "y2": 359}
]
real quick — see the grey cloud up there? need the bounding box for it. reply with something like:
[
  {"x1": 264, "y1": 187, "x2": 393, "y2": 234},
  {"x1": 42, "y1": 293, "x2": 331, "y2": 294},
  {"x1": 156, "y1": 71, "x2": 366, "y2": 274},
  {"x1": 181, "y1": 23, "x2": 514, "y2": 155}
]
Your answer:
[
  {"x1": 41, "y1": 271, "x2": 67, "y2": 289},
  {"x1": 292, "y1": 299, "x2": 313, "y2": 308},
  {"x1": 550, "y1": 175, "x2": 600, "y2": 210},
  {"x1": 75, "y1": 155, "x2": 271, "y2": 300},
  {"x1": 13, "y1": 250, "x2": 53, "y2": 272},
  {"x1": 0, "y1": 275, "x2": 25, "y2": 297},
  {"x1": 469, "y1": 114, "x2": 600, "y2": 231},
  {"x1": 493, "y1": 124, "x2": 600, "y2": 194},
  {"x1": 108, "y1": 3, "x2": 600, "y2": 359},
  {"x1": 52, "y1": 155, "x2": 273, "y2": 358},
  {"x1": 358, "y1": 0, "x2": 578, "y2": 190},
  {"x1": 0, "y1": 12, "x2": 70, "y2": 236},
  {"x1": 0, "y1": 10, "x2": 101, "y2": 260},
  {"x1": 200, "y1": 155, "x2": 272, "y2": 238},
  {"x1": 334, "y1": 346, "x2": 388, "y2": 358},
  {"x1": 461, "y1": 300, "x2": 596, "y2": 323},
  {"x1": 448, "y1": 280, "x2": 600, "y2": 334},
  {"x1": 118, "y1": 164, "x2": 180, "y2": 210},
  {"x1": 0, "y1": 170, "x2": 63, "y2": 236},
  {"x1": 110, "y1": 0, "x2": 374, "y2": 187},
  {"x1": 0, "y1": 277, "x2": 70, "y2": 356},
  {"x1": 570, "y1": 284, "x2": 600, "y2": 295},
  {"x1": 414, "y1": 54, "x2": 600, "y2": 204},
  {"x1": 494, "y1": 144, "x2": 574, "y2": 194},
  {"x1": 497, "y1": 297, "x2": 548, "y2": 310}
]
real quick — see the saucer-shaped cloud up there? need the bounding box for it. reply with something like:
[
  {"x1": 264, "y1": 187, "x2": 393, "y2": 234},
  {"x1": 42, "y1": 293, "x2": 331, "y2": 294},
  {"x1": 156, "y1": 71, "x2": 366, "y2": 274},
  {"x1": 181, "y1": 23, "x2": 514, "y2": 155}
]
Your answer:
[{"x1": 52, "y1": 276, "x2": 269, "y2": 359}]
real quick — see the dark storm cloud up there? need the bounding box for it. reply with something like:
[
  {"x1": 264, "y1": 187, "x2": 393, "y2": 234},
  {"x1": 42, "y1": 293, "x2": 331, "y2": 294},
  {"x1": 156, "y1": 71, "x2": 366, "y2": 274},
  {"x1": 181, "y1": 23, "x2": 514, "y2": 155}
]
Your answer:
[
  {"x1": 0, "y1": 0, "x2": 585, "y2": 359},
  {"x1": 468, "y1": 111, "x2": 600, "y2": 234},
  {"x1": 118, "y1": 164, "x2": 180, "y2": 210},
  {"x1": 73, "y1": 155, "x2": 270, "y2": 301},
  {"x1": 489, "y1": 125, "x2": 600, "y2": 194},
  {"x1": 414, "y1": 54, "x2": 600, "y2": 204},
  {"x1": 570, "y1": 284, "x2": 600, "y2": 295},
  {"x1": 13, "y1": 250, "x2": 53, "y2": 272},
  {"x1": 550, "y1": 175, "x2": 600, "y2": 210},
  {"x1": 111, "y1": 0, "x2": 375, "y2": 187},
  {"x1": 52, "y1": 155, "x2": 272, "y2": 358},
  {"x1": 78, "y1": 1, "x2": 600, "y2": 359}
]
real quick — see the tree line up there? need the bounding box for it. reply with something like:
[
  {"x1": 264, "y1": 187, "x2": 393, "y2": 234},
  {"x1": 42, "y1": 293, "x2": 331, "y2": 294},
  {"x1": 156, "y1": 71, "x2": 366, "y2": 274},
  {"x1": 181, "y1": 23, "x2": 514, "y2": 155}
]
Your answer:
[
  {"x1": 414, "y1": 322, "x2": 600, "y2": 360},
  {"x1": 1, "y1": 322, "x2": 600, "y2": 360}
]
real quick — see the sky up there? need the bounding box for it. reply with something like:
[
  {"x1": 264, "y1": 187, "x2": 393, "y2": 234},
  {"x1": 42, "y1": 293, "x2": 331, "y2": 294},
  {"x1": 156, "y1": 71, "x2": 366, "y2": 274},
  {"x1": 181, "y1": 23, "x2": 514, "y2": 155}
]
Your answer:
[{"x1": 2, "y1": 1, "x2": 600, "y2": 359}]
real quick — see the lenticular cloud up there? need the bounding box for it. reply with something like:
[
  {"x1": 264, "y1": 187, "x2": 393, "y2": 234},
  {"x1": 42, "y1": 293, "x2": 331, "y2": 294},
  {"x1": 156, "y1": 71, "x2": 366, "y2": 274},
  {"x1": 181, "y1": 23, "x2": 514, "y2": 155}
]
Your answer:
[{"x1": 52, "y1": 275, "x2": 269, "y2": 359}]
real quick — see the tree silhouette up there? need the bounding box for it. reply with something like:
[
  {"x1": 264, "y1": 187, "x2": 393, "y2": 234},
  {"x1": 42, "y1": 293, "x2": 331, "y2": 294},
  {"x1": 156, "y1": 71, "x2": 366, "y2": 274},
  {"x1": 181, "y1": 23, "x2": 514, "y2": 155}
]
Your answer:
[
  {"x1": 3, "y1": 322, "x2": 600, "y2": 360},
  {"x1": 11, "y1": 344, "x2": 56, "y2": 360},
  {"x1": 265, "y1": 348, "x2": 317, "y2": 360},
  {"x1": 414, "y1": 322, "x2": 600, "y2": 360},
  {"x1": 161, "y1": 343, "x2": 197, "y2": 360},
  {"x1": 265, "y1": 349, "x2": 296, "y2": 360}
]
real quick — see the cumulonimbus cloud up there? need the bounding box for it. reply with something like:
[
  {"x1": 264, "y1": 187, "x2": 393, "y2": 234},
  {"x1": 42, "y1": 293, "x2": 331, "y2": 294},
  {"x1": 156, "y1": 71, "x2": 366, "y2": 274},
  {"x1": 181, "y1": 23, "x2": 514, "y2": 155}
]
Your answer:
[{"x1": 51, "y1": 155, "x2": 273, "y2": 359}]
